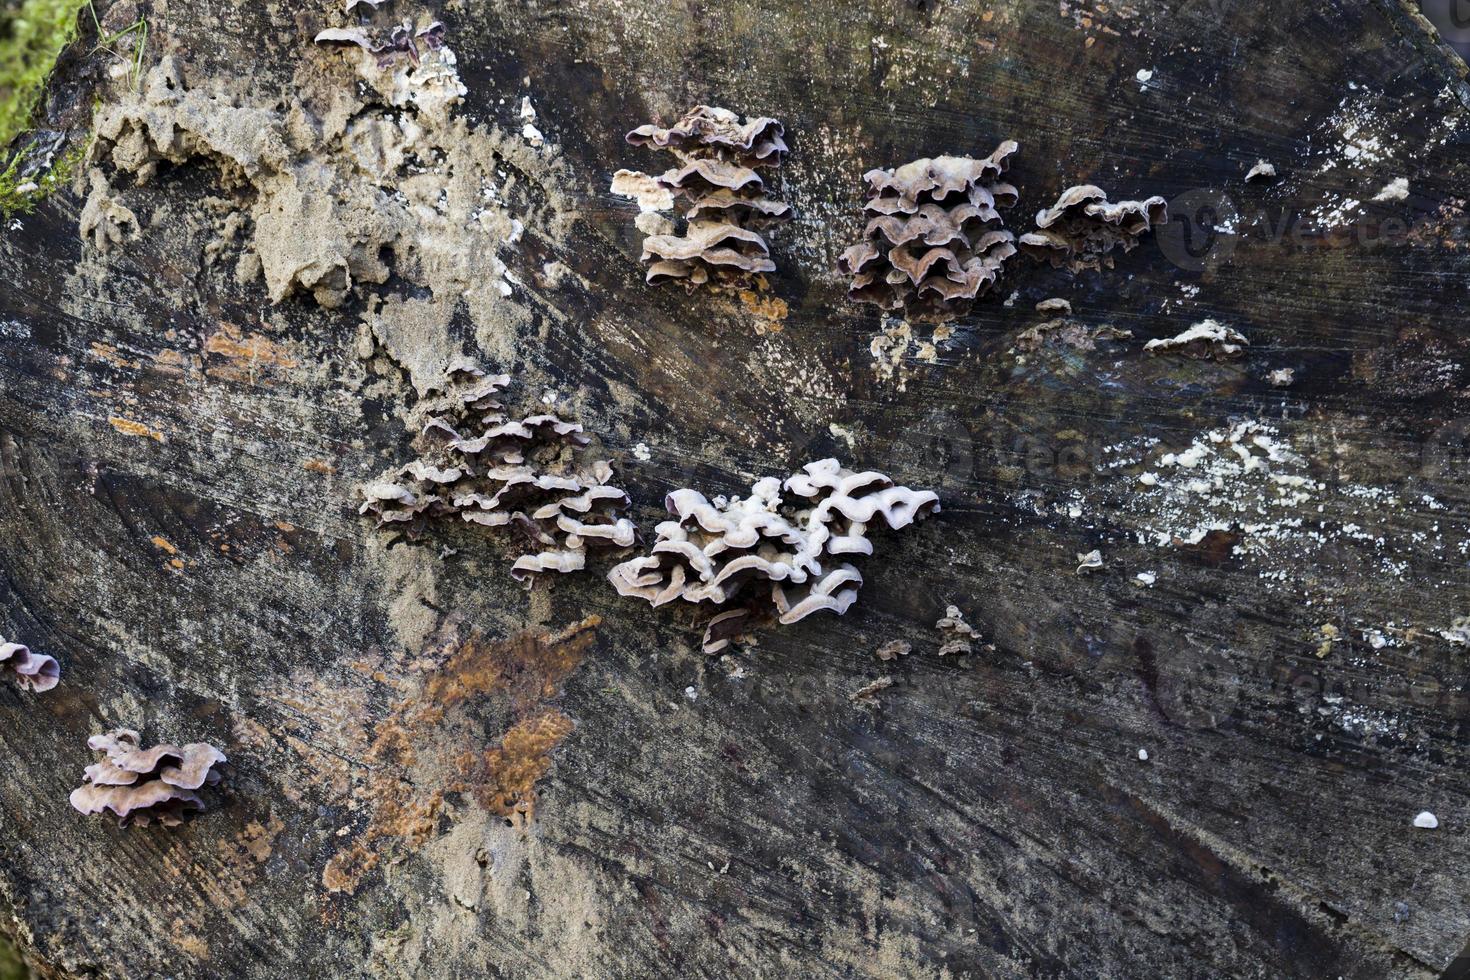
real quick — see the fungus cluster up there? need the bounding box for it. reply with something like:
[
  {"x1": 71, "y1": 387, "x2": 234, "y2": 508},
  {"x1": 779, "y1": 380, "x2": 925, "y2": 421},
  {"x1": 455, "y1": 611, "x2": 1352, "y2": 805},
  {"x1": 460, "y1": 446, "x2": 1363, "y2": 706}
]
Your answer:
[
  {"x1": 69, "y1": 729, "x2": 227, "y2": 828},
  {"x1": 1017, "y1": 184, "x2": 1168, "y2": 272},
  {"x1": 623, "y1": 105, "x2": 792, "y2": 288},
  {"x1": 315, "y1": 1, "x2": 447, "y2": 69},
  {"x1": 360, "y1": 362, "x2": 636, "y2": 582},
  {"x1": 0, "y1": 637, "x2": 59, "y2": 693},
  {"x1": 608, "y1": 459, "x2": 939, "y2": 652},
  {"x1": 838, "y1": 142, "x2": 1020, "y2": 321}
]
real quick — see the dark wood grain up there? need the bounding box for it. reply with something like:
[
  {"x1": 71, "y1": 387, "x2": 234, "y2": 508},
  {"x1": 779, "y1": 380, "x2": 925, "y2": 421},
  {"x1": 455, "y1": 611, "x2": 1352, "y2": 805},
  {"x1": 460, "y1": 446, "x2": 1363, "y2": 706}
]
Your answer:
[{"x1": 1, "y1": 0, "x2": 1468, "y2": 976}]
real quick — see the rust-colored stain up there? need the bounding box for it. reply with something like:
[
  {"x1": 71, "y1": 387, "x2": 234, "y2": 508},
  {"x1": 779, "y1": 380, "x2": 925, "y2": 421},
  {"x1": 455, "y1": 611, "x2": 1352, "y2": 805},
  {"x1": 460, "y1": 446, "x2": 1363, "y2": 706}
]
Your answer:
[
  {"x1": 108, "y1": 416, "x2": 166, "y2": 442},
  {"x1": 151, "y1": 535, "x2": 179, "y2": 555},
  {"x1": 303, "y1": 459, "x2": 336, "y2": 475},
  {"x1": 737, "y1": 289, "x2": 788, "y2": 335},
  {"x1": 90, "y1": 342, "x2": 141, "y2": 369},
  {"x1": 473, "y1": 709, "x2": 576, "y2": 816},
  {"x1": 204, "y1": 323, "x2": 300, "y2": 383},
  {"x1": 322, "y1": 617, "x2": 599, "y2": 896}
]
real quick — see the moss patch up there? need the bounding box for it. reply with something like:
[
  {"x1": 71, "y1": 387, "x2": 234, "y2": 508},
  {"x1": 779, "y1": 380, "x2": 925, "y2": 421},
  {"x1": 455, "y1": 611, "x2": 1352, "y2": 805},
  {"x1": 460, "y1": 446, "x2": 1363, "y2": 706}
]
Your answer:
[
  {"x1": 0, "y1": 0, "x2": 87, "y2": 148},
  {"x1": 0, "y1": 934, "x2": 28, "y2": 980},
  {"x1": 0, "y1": 0, "x2": 89, "y2": 216}
]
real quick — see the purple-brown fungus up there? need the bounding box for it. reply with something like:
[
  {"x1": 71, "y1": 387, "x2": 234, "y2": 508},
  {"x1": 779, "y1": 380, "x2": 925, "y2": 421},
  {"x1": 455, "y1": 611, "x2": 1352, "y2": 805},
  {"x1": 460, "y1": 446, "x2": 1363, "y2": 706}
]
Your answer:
[
  {"x1": 622, "y1": 105, "x2": 792, "y2": 289},
  {"x1": 609, "y1": 459, "x2": 939, "y2": 653},
  {"x1": 838, "y1": 142, "x2": 1020, "y2": 321},
  {"x1": 359, "y1": 362, "x2": 637, "y2": 582},
  {"x1": 0, "y1": 637, "x2": 59, "y2": 693},
  {"x1": 1017, "y1": 184, "x2": 1168, "y2": 272},
  {"x1": 70, "y1": 729, "x2": 227, "y2": 828}
]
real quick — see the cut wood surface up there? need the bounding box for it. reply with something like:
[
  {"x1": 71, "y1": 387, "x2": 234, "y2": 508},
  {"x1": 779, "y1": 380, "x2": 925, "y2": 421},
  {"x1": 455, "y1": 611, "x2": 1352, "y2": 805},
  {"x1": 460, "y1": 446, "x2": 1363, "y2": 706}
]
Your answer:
[{"x1": 1, "y1": 0, "x2": 1469, "y2": 976}]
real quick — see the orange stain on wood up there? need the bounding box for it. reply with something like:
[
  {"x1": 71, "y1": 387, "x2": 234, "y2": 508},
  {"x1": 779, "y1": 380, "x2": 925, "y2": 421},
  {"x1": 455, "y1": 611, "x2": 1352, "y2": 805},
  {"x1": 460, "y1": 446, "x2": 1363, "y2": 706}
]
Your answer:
[
  {"x1": 150, "y1": 535, "x2": 179, "y2": 555},
  {"x1": 204, "y1": 323, "x2": 300, "y2": 383},
  {"x1": 303, "y1": 459, "x2": 336, "y2": 475},
  {"x1": 108, "y1": 416, "x2": 166, "y2": 442},
  {"x1": 737, "y1": 289, "x2": 789, "y2": 335}
]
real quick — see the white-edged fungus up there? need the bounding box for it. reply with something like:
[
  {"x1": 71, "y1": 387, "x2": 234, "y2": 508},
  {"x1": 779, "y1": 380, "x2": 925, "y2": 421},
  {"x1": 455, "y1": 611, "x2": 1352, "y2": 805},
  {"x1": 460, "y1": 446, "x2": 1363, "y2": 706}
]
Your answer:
[
  {"x1": 359, "y1": 363, "x2": 636, "y2": 583},
  {"x1": 609, "y1": 460, "x2": 939, "y2": 653},
  {"x1": 1144, "y1": 319, "x2": 1250, "y2": 360},
  {"x1": 935, "y1": 605, "x2": 984, "y2": 656},
  {"x1": 1245, "y1": 160, "x2": 1277, "y2": 182},
  {"x1": 0, "y1": 638, "x2": 59, "y2": 693},
  {"x1": 839, "y1": 143, "x2": 1019, "y2": 321},
  {"x1": 1017, "y1": 184, "x2": 1167, "y2": 272},
  {"x1": 623, "y1": 106, "x2": 791, "y2": 289}
]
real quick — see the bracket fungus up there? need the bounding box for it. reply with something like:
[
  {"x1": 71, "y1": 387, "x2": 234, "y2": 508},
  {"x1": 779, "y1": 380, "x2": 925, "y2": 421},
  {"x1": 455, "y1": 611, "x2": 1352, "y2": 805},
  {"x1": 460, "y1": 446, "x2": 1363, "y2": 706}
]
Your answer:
[
  {"x1": 622, "y1": 105, "x2": 792, "y2": 289},
  {"x1": 70, "y1": 729, "x2": 227, "y2": 828},
  {"x1": 935, "y1": 605, "x2": 984, "y2": 656},
  {"x1": 359, "y1": 363, "x2": 636, "y2": 582},
  {"x1": 0, "y1": 637, "x2": 59, "y2": 693},
  {"x1": 609, "y1": 459, "x2": 940, "y2": 653},
  {"x1": 837, "y1": 142, "x2": 1020, "y2": 321},
  {"x1": 315, "y1": 9, "x2": 448, "y2": 69},
  {"x1": 1017, "y1": 184, "x2": 1167, "y2": 272}
]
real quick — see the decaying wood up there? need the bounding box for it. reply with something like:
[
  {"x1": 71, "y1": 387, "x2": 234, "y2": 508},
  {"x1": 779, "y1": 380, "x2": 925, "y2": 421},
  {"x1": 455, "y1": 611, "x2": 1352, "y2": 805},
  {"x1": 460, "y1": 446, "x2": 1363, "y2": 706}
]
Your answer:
[{"x1": 1, "y1": 0, "x2": 1469, "y2": 977}]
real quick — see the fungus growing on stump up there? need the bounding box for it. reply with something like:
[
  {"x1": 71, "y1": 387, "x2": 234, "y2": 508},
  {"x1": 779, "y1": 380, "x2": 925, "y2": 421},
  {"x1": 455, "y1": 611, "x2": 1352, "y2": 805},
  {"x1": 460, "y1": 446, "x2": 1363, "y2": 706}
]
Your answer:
[
  {"x1": 609, "y1": 460, "x2": 940, "y2": 653},
  {"x1": 0, "y1": 638, "x2": 59, "y2": 693},
  {"x1": 621, "y1": 105, "x2": 792, "y2": 289},
  {"x1": 359, "y1": 362, "x2": 636, "y2": 582},
  {"x1": 70, "y1": 729, "x2": 227, "y2": 828},
  {"x1": 838, "y1": 142, "x2": 1020, "y2": 321},
  {"x1": 1017, "y1": 184, "x2": 1168, "y2": 272}
]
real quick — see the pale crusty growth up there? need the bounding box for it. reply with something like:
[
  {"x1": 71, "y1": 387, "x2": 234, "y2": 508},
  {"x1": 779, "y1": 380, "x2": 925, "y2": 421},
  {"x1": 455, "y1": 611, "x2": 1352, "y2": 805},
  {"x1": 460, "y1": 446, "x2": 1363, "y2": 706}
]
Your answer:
[
  {"x1": 1017, "y1": 184, "x2": 1168, "y2": 272},
  {"x1": 83, "y1": 37, "x2": 522, "y2": 313},
  {"x1": 78, "y1": 169, "x2": 139, "y2": 253},
  {"x1": 838, "y1": 142, "x2": 1020, "y2": 321},
  {"x1": 359, "y1": 363, "x2": 636, "y2": 582},
  {"x1": 623, "y1": 105, "x2": 791, "y2": 289},
  {"x1": 609, "y1": 460, "x2": 939, "y2": 653},
  {"x1": 69, "y1": 729, "x2": 227, "y2": 828},
  {"x1": 1144, "y1": 319, "x2": 1249, "y2": 360},
  {"x1": 0, "y1": 637, "x2": 59, "y2": 693}
]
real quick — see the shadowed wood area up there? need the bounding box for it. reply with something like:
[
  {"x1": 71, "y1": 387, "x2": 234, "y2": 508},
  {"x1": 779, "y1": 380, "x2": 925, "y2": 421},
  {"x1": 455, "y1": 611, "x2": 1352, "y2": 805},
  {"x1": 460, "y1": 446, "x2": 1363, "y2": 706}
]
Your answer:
[{"x1": 1, "y1": 0, "x2": 1469, "y2": 976}]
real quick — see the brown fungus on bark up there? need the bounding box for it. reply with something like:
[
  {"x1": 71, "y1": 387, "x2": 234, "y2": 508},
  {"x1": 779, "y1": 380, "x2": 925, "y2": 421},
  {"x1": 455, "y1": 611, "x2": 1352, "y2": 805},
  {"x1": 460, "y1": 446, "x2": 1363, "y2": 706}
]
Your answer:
[
  {"x1": 1017, "y1": 184, "x2": 1168, "y2": 272},
  {"x1": 838, "y1": 142, "x2": 1020, "y2": 321},
  {"x1": 358, "y1": 364, "x2": 637, "y2": 582},
  {"x1": 621, "y1": 105, "x2": 791, "y2": 289},
  {"x1": 0, "y1": 638, "x2": 59, "y2": 693},
  {"x1": 69, "y1": 729, "x2": 227, "y2": 828},
  {"x1": 608, "y1": 459, "x2": 939, "y2": 653}
]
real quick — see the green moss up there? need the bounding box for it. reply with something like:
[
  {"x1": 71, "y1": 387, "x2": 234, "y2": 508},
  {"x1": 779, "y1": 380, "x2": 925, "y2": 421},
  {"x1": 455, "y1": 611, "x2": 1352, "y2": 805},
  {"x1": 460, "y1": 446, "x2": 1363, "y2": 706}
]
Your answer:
[
  {"x1": 0, "y1": 0, "x2": 92, "y2": 217},
  {"x1": 0, "y1": 0, "x2": 88, "y2": 150},
  {"x1": 0, "y1": 933, "x2": 28, "y2": 980}
]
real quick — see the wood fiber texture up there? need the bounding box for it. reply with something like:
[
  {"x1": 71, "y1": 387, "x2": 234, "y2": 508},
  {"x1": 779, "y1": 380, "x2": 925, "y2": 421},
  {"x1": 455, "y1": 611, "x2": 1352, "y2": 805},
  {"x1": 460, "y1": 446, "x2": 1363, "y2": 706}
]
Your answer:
[{"x1": 1, "y1": 0, "x2": 1468, "y2": 977}]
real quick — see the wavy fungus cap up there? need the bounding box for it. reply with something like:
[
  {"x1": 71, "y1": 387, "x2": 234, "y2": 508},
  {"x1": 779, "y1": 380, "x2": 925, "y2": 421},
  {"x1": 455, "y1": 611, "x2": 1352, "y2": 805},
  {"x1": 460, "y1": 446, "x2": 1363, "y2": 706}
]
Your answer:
[{"x1": 0, "y1": 639, "x2": 60, "y2": 693}]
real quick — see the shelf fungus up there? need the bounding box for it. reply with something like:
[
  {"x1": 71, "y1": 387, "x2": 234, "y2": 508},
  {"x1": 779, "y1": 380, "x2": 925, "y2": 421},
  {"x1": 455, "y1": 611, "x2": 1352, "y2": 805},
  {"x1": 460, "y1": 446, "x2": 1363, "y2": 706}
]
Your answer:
[
  {"x1": 315, "y1": 10, "x2": 448, "y2": 70},
  {"x1": 935, "y1": 605, "x2": 984, "y2": 656},
  {"x1": 69, "y1": 729, "x2": 227, "y2": 828},
  {"x1": 608, "y1": 459, "x2": 939, "y2": 653},
  {"x1": 837, "y1": 142, "x2": 1020, "y2": 321},
  {"x1": 0, "y1": 637, "x2": 59, "y2": 693},
  {"x1": 621, "y1": 105, "x2": 792, "y2": 288},
  {"x1": 359, "y1": 363, "x2": 636, "y2": 582},
  {"x1": 1017, "y1": 184, "x2": 1167, "y2": 272}
]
